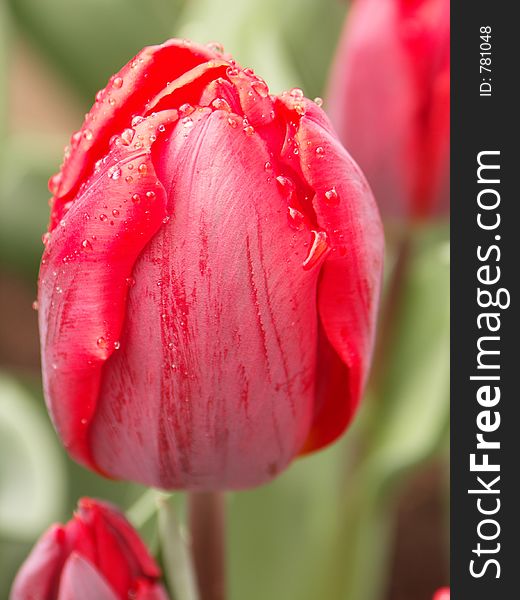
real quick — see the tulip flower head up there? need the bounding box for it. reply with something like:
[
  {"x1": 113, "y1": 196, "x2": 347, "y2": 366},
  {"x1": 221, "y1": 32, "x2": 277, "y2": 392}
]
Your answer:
[
  {"x1": 433, "y1": 587, "x2": 450, "y2": 600},
  {"x1": 39, "y1": 39, "x2": 383, "y2": 490},
  {"x1": 327, "y1": 0, "x2": 450, "y2": 220},
  {"x1": 10, "y1": 498, "x2": 168, "y2": 600}
]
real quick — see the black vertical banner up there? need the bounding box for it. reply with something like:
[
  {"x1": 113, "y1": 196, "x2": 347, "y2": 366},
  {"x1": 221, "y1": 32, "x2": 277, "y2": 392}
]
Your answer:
[{"x1": 451, "y1": 3, "x2": 518, "y2": 599}]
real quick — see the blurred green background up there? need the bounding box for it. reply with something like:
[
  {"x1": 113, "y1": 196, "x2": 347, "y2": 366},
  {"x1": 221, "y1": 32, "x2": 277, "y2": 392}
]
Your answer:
[{"x1": 0, "y1": 1, "x2": 449, "y2": 599}]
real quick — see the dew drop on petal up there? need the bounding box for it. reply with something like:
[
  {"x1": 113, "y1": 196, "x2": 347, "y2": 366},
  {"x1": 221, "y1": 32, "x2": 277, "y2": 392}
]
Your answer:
[
  {"x1": 138, "y1": 163, "x2": 148, "y2": 176},
  {"x1": 211, "y1": 98, "x2": 231, "y2": 112},
  {"x1": 146, "y1": 191, "x2": 156, "y2": 200},
  {"x1": 289, "y1": 88, "x2": 304, "y2": 100},
  {"x1": 83, "y1": 129, "x2": 93, "y2": 141},
  {"x1": 313, "y1": 97, "x2": 323, "y2": 107},
  {"x1": 48, "y1": 173, "x2": 62, "y2": 195},
  {"x1": 179, "y1": 103, "x2": 195, "y2": 117},
  {"x1": 113, "y1": 77, "x2": 123, "y2": 89},
  {"x1": 315, "y1": 146, "x2": 325, "y2": 158},
  {"x1": 82, "y1": 239, "x2": 93, "y2": 251},
  {"x1": 113, "y1": 341, "x2": 121, "y2": 350},
  {"x1": 108, "y1": 165, "x2": 122, "y2": 180},
  {"x1": 97, "y1": 336, "x2": 108, "y2": 349},
  {"x1": 120, "y1": 128, "x2": 135, "y2": 146},
  {"x1": 99, "y1": 213, "x2": 108, "y2": 222},
  {"x1": 287, "y1": 207, "x2": 305, "y2": 231},
  {"x1": 302, "y1": 230, "x2": 329, "y2": 270},
  {"x1": 112, "y1": 209, "x2": 120, "y2": 217},
  {"x1": 324, "y1": 187, "x2": 340, "y2": 206},
  {"x1": 131, "y1": 115, "x2": 144, "y2": 127},
  {"x1": 131, "y1": 193, "x2": 141, "y2": 203},
  {"x1": 32, "y1": 300, "x2": 39, "y2": 311}
]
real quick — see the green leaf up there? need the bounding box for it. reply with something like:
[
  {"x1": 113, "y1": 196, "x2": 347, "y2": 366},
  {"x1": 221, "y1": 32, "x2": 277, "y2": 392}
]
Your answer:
[
  {"x1": 0, "y1": 372, "x2": 67, "y2": 540},
  {"x1": 364, "y1": 228, "x2": 450, "y2": 485}
]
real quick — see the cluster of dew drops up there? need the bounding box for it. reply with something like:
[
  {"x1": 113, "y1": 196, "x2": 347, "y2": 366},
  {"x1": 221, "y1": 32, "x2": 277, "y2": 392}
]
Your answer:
[{"x1": 36, "y1": 46, "x2": 346, "y2": 350}]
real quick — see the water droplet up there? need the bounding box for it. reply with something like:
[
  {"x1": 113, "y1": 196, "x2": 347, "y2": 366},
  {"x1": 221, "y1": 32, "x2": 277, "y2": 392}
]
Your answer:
[
  {"x1": 108, "y1": 97, "x2": 116, "y2": 106},
  {"x1": 71, "y1": 131, "x2": 82, "y2": 145},
  {"x1": 126, "y1": 276, "x2": 136, "y2": 287},
  {"x1": 113, "y1": 340, "x2": 121, "y2": 350},
  {"x1": 179, "y1": 103, "x2": 195, "y2": 117},
  {"x1": 324, "y1": 187, "x2": 340, "y2": 206},
  {"x1": 60, "y1": 220, "x2": 66, "y2": 228},
  {"x1": 32, "y1": 300, "x2": 39, "y2": 311},
  {"x1": 108, "y1": 165, "x2": 122, "y2": 180},
  {"x1": 315, "y1": 146, "x2": 325, "y2": 158},
  {"x1": 97, "y1": 336, "x2": 108, "y2": 349},
  {"x1": 211, "y1": 98, "x2": 231, "y2": 112},
  {"x1": 82, "y1": 239, "x2": 93, "y2": 251},
  {"x1": 112, "y1": 209, "x2": 120, "y2": 217},
  {"x1": 289, "y1": 88, "x2": 304, "y2": 100},
  {"x1": 181, "y1": 117, "x2": 194, "y2": 130},
  {"x1": 158, "y1": 124, "x2": 166, "y2": 133},
  {"x1": 303, "y1": 231, "x2": 329, "y2": 270},
  {"x1": 314, "y1": 97, "x2": 323, "y2": 107},
  {"x1": 162, "y1": 215, "x2": 170, "y2": 224},
  {"x1": 48, "y1": 173, "x2": 62, "y2": 195},
  {"x1": 138, "y1": 163, "x2": 148, "y2": 176},
  {"x1": 99, "y1": 213, "x2": 108, "y2": 222},
  {"x1": 83, "y1": 129, "x2": 93, "y2": 141},
  {"x1": 125, "y1": 175, "x2": 133, "y2": 183},
  {"x1": 207, "y1": 41, "x2": 225, "y2": 53},
  {"x1": 227, "y1": 117, "x2": 238, "y2": 128},
  {"x1": 131, "y1": 115, "x2": 144, "y2": 127},
  {"x1": 131, "y1": 193, "x2": 141, "y2": 203},
  {"x1": 121, "y1": 128, "x2": 135, "y2": 146},
  {"x1": 226, "y1": 66, "x2": 239, "y2": 77},
  {"x1": 96, "y1": 90, "x2": 104, "y2": 102},
  {"x1": 55, "y1": 285, "x2": 63, "y2": 294},
  {"x1": 251, "y1": 79, "x2": 269, "y2": 98},
  {"x1": 42, "y1": 232, "x2": 51, "y2": 245},
  {"x1": 287, "y1": 207, "x2": 305, "y2": 230},
  {"x1": 113, "y1": 76, "x2": 123, "y2": 89}
]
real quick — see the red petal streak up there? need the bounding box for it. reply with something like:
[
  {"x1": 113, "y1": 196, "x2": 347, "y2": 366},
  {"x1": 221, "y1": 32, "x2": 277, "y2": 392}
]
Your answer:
[
  {"x1": 38, "y1": 114, "x2": 172, "y2": 470},
  {"x1": 90, "y1": 109, "x2": 320, "y2": 489}
]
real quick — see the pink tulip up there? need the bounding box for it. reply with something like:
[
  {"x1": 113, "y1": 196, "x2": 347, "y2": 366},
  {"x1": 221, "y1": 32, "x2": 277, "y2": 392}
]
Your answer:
[
  {"x1": 39, "y1": 39, "x2": 383, "y2": 489},
  {"x1": 10, "y1": 498, "x2": 168, "y2": 600},
  {"x1": 327, "y1": 0, "x2": 450, "y2": 220}
]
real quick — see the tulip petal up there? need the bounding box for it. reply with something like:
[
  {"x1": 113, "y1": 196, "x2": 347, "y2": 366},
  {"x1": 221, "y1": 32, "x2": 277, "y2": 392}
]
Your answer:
[
  {"x1": 135, "y1": 582, "x2": 171, "y2": 600},
  {"x1": 295, "y1": 103, "x2": 383, "y2": 451},
  {"x1": 57, "y1": 554, "x2": 118, "y2": 600},
  {"x1": 52, "y1": 40, "x2": 217, "y2": 211},
  {"x1": 10, "y1": 525, "x2": 66, "y2": 600},
  {"x1": 90, "y1": 109, "x2": 322, "y2": 489},
  {"x1": 39, "y1": 115, "x2": 175, "y2": 469}
]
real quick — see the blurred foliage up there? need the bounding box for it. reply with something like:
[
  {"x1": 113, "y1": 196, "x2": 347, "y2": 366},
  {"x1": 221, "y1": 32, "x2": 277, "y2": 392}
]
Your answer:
[{"x1": 7, "y1": 0, "x2": 187, "y2": 104}]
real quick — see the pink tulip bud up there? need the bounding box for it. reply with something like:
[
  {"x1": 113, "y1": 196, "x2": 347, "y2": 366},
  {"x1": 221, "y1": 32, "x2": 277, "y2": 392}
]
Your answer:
[
  {"x1": 38, "y1": 39, "x2": 383, "y2": 490},
  {"x1": 10, "y1": 498, "x2": 168, "y2": 600},
  {"x1": 327, "y1": 0, "x2": 450, "y2": 220}
]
